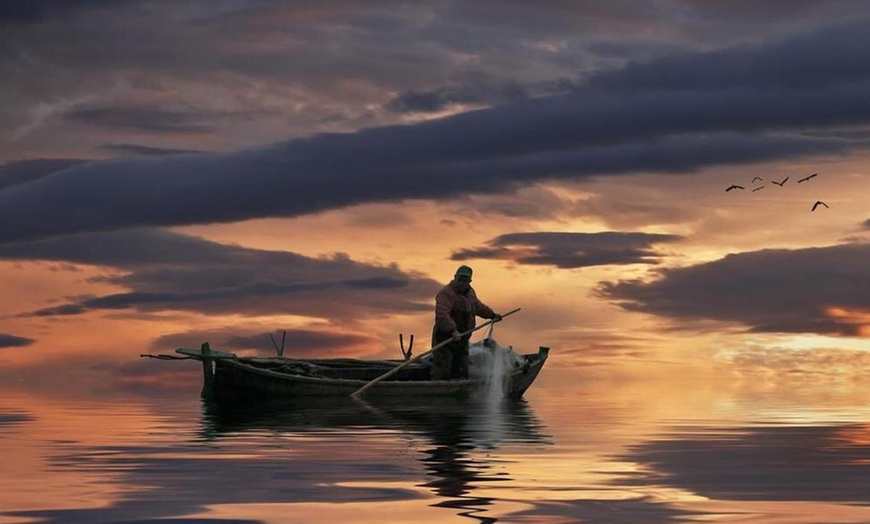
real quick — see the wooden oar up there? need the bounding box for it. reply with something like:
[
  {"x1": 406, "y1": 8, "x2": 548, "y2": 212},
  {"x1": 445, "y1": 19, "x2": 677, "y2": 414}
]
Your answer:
[{"x1": 351, "y1": 307, "x2": 521, "y2": 398}]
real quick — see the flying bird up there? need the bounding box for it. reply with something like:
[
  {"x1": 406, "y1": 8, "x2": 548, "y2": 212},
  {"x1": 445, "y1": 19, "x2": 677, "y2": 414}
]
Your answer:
[
  {"x1": 771, "y1": 176, "x2": 789, "y2": 186},
  {"x1": 811, "y1": 200, "x2": 829, "y2": 211},
  {"x1": 798, "y1": 173, "x2": 818, "y2": 183},
  {"x1": 725, "y1": 184, "x2": 745, "y2": 192},
  {"x1": 751, "y1": 176, "x2": 764, "y2": 183},
  {"x1": 752, "y1": 186, "x2": 765, "y2": 192}
]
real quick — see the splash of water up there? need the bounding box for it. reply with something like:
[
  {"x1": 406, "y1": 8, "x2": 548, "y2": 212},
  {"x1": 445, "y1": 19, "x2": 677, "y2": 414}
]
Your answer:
[
  {"x1": 466, "y1": 338, "x2": 524, "y2": 447},
  {"x1": 469, "y1": 338, "x2": 523, "y2": 401}
]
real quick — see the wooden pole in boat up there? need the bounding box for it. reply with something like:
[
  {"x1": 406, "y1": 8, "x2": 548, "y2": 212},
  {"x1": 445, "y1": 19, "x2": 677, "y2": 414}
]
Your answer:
[
  {"x1": 350, "y1": 307, "x2": 521, "y2": 398},
  {"x1": 200, "y1": 342, "x2": 215, "y2": 400}
]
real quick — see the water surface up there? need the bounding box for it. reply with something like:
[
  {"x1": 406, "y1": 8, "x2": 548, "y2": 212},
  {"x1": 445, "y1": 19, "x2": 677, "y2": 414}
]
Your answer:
[{"x1": 3, "y1": 373, "x2": 870, "y2": 523}]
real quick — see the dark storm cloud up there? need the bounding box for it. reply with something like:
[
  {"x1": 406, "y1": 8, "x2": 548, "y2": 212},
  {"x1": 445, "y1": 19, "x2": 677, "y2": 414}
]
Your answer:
[
  {"x1": 0, "y1": 229, "x2": 439, "y2": 319},
  {"x1": 589, "y1": 20, "x2": 870, "y2": 92},
  {"x1": 621, "y1": 424, "x2": 870, "y2": 503},
  {"x1": 0, "y1": 4, "x2": 45, "y2": 21},
  {"x1": 65, "y1": 106, "x2": 218, "y2": 134},
  {"x1": 0, "y1": 159, "x2": 88, "y2": 191},
  {"x1": 452, "y1": 232, "x2": 683, "y2": 268},
  {"x1": 597, "y1": 242, "x2": 870, "y2": 336},
  {"x1": 0, "y1": 333, "x2": 34, "y2": 348},
  {"x1": 3, "y1": 22, "x2": 870, "y2": 243},
  {"x1": 0, "y1": 132, "x2": 856, "y2": 246},
  {"x1": 0, "y1": 0, "x2": 130, "y2": 23},
  {"x1": 670, "y1": 0, "x2": 868, "y2": 24},
  {"x1": 100, "y1": 144, "x2": 204, "y2": 157}
]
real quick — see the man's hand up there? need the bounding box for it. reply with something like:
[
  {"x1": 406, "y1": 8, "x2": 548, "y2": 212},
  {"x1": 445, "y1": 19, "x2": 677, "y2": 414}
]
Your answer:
[
  {"x1": 451, "y1": 330, "x2": 462, "y2": 341},
  {"x1": 492, "y1": 313, "x2": 503, "y2": 322}
]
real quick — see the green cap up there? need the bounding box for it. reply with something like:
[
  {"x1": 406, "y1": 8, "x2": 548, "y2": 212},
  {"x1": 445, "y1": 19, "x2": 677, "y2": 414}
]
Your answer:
[{"x1": 455, "y1": 265, "x2": 473, "y2": 278}]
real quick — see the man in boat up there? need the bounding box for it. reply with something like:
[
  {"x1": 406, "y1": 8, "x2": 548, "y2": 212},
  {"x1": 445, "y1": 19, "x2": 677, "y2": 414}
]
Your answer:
[{"x1": 431, "y1": 265, "x2": 502, "y2": 380}]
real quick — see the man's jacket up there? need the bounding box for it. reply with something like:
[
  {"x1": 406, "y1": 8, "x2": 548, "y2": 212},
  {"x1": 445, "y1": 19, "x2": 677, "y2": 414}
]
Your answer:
[{"x1": 433, "y1": 281, "x2": 496, "y2": 340}]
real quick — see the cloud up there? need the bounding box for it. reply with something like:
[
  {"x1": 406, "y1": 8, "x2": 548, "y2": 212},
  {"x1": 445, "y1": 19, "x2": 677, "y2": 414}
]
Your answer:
[
  {"x1": 0, "y1": 4, "x2": 46, "y2": 22},
  {"x1": 150, "y1": 327, "x2": 377, "y2": 357},
  {"x1": 0, "y1": 333, "x2": 35, "y2": 348},
  {"x1": 25, "y1": 304, "x2": 87, "y2": 317},
  {"x1": 452, "y1": 185, "x2": 571, "y2": 220},
  {"x1": 572, "y1": 196, "x2": 700, "y2": 230},
  {"x1": 64, "y1": 105, "x2": 219, "y2": 134},
  {"x1": 589, "y1": 21, "x2": 870, "y2": 93},
  {"x1": 385, "y1": 81, "x2": 528, "y2": 114},
  {"x1": 0, "y1": 158, "x2": 88, "y2": 191},
  {"x1": 0, "y1": 132, "x2": 854, "y2": 247},
  {"x1": 100, "y1": 144, "x2": 205, "y2": 157},
  {"x1": 0, "y1": 228, "x2": 439, "y2": 320},
  {"x1": 724, "y1": 346, "x2": 870, "y2": 381},
  {"x1": 452, "y1": 231, "x2": 683, "y2": 268},
  {"x1": 596, "y1": 242, "x2": 870, "y2": 335},
  {"x1": 2, "y1": 22, "x2": 870, "y2": 243},
  {"x1": 0, "y1": 1, "x2": 129, "y2": 23}
]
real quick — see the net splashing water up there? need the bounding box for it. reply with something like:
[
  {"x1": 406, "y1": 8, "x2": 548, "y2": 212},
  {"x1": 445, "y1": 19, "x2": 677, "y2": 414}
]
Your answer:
[{"x1": 469, "y1": 338, "x2": 525, "y2": 400}]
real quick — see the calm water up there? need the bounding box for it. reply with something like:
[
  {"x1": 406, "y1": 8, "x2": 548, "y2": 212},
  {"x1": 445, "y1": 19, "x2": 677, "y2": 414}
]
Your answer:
[{"x1": 4, "y1": 370, "x2": 870, "y2": 523}]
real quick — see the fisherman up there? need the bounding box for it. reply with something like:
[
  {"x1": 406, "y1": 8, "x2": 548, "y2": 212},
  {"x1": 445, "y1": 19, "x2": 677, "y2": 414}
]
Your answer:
[{"x1": 431, "y1": 265, "x2": 502, "y2": 380}]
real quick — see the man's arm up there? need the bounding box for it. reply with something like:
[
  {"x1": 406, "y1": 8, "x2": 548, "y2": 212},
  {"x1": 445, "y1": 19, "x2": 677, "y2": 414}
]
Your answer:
[{"x1": 469, "y1": 288, "x2": 497, "y2": 319}]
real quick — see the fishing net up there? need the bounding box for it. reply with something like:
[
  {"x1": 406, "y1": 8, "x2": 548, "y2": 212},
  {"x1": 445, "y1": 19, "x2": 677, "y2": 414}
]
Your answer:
[{"x1": 468, "y1": 337, "x2": 525, "y2": 397}]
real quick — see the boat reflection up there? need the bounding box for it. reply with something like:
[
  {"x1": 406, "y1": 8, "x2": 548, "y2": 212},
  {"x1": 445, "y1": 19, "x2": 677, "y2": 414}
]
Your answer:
[{"x1": 201, "y1": 396, "x2": 551, "y2": 522}]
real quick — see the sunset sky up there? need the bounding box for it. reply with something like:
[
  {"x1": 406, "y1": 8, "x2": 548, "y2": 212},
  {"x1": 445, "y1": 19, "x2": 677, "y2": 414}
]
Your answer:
[{"x1": 2, "y1": 0, "x2": 870, "y2": 394}]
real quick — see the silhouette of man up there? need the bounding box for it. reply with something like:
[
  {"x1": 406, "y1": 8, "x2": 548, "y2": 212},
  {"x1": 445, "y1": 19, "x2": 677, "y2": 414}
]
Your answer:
[{"x1": 431, "y1": 265, "x2": 501, "y2": 380}]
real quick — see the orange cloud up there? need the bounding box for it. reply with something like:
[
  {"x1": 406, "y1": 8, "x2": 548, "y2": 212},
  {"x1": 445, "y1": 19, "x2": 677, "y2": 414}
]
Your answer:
[{"x1": 824, "y1": 306, "x2": 870, "y2": 336}]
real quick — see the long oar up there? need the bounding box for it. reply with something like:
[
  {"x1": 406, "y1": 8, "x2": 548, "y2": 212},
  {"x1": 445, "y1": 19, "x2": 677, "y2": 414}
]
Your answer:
[{"x1": 351, "y1": 307, "x2": 521, "y2": 398}]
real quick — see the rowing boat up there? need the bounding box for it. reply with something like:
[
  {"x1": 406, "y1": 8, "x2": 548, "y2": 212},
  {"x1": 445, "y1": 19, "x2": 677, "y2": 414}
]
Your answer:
[{"x1": 173, "y1": 342, "x2": 550, "y2": 401}]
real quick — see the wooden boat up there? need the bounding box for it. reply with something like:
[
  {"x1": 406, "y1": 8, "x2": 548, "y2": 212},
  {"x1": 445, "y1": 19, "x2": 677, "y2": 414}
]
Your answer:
[{"x1": 174, "y1": 343, "x2": 550, "y2": 401}]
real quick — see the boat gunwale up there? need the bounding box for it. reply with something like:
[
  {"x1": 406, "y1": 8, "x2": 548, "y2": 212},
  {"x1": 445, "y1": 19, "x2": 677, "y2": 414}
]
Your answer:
[{"x1": 218, "y1": 353, "x2": 544, "y2": 389}]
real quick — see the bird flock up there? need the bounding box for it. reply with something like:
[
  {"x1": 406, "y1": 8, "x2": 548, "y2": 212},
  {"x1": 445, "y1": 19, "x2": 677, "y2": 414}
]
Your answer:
[{"x1": 726, "y1": 172, "x2": 828, "y2": 211}]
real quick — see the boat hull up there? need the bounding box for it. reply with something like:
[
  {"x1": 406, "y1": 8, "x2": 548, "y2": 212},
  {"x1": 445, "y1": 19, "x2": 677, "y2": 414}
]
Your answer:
[{"x1": 207, "y1": 347, "x2": 549, "y2": 401}]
